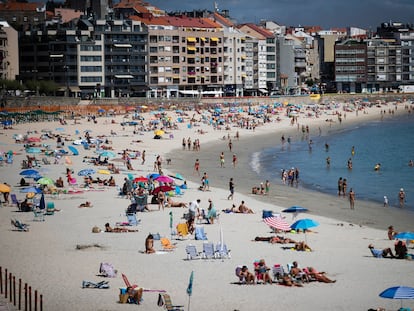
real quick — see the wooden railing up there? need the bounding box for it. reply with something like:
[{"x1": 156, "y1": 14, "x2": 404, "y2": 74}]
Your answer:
[{"x1": 0, "y1": 267, "x2": 43, "y2": 311}]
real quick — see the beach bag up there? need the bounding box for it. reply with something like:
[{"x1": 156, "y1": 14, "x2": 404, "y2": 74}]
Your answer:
[{"x1": 99, "y1": 262, "x2": 117, "y2": 278}]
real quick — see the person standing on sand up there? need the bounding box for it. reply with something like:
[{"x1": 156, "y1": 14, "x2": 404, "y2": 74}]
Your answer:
[
  {"x1": 265, "y1": 180, "x2": 270, "y2": 195},
  {"x1": 228, "y1": 139, "x2": 233, "y2": 152},
  {"x1": 194, "y1": 158, "x2": 200, "y2": 176},
  {"x1": 228, "y1": 178, "x2": 235, "y2": 200},
  {"x1": 349, "y1": 188, "x2": 355, "y2": 210},
  {"x1": 399, "y1": 188, "x2": 406, "y2": 208}
]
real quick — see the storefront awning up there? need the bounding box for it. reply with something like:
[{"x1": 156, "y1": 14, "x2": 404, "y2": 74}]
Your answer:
[
  {"x1": 114, "y1": 44, "x2": 132, "y2": 48},
  {"x1": 179, "y1": 90, "x2": 199, "y2": 95},
  {"x1": 200, "y1": 37, "x2": 206, "y2": 41},
  {"x1": 210, "y1": 37, "x2": 219, "y2": 42},
  {"x1": 115, "y1": 75, "x2": 134, "y2": 79},
  {"x1": 187, "y1": 37, "x2": 196, "y2": 42},
  {"x1": 69, "y1": 86, "x2": 81, "y2": 92},
  {"x1": 187, "y1": 46, "x2": 196, "y2": 51},
  {"x1": 259, "y1": 89, "x2": 268, "y2": 93}
]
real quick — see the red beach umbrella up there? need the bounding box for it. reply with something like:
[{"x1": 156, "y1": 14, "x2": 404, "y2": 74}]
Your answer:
[
  {"x1": 152, "y1": 185, "x2": 174, "y2": 195},
  {"x1": 263, "y1": 216, "x2": 291, "y2": 232},
  {"x1": 134, "y1": 176, "x2": 148, "y2": 183}
]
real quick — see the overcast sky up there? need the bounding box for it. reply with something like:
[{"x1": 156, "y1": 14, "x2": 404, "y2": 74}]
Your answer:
[{"x1": 147, "y1": 0, "x2": 414, "y2": 29}]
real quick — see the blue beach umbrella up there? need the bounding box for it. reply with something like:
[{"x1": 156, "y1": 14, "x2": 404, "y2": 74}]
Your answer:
[
  {"x1": 394, "y1": 232, "x2": 414, "y2": 241},
  {"x1": 187, "y1": 270, "x2": 194, "y2": 311},
  {"x1": 78, "y1": 168, "x2": 96, "y2": 176},
  {"x1": 99, "y1": 151, "x2": 116, "y2": 158},
  {"x1": 20, "y1": 186, "x2": 42, "y2": 194},
  {"x1": 283, "y1": 206, "x2": 308, "y2": 213},
  {"x1": 68, "y1": 145, "x2": 79, "y2": 156},
  {"x1": 290, "y1": 218, "x2": 319, "y2": 243},
  {"x1": 20, "y1": 169, "x2": 39, "y2": 176},
  {"x1": 379, "y1": 286, "x2": 414, "y2": 309}
]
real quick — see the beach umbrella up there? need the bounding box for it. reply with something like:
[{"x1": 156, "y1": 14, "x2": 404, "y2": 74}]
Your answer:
[
  {"x1": 152, "y1": 185, "x2": 174, "y2": 195},
  {"x1": 0, "y1": 183, "x2": 11, "y2": 193},
  {"x1": 169, "y1": 211, "x2": 173, "y2": 240},
  {"x1": 187, "y1": 271, "x2": 194, "y2": 311},
  {"x1": 263, "y1": 216, "x2": 291, "y2": 232},
  {"x1": 97, "y1": 169, "x2": 111, "y2": 175},
  {"x1": 97, "y1": 109, "x2": 105, "y2": 113},
  {"x1": 169, "y1": 173, "x2": 184, "y2": 181},
  {"x1": 37, "y1": 177, "x2": 54, "y2": 186},
  {"x1": 283, "y1": 206, "x2": 308, "y2": 213},
  {"x1": 20, "y1": 186, "x2": 42, "y2": 194},
  {"x1": 155, "y1": 175, "x2": 174, "y2": 184},
  {"x1": 283, "y1": 206, "x2": 309, "y2": 220},
  {"x1": 379, "y1": 286, "x2": 414, "y2": 309},
  {"x1": 27, "y1": 137, "x2": 41, "y2": 143},
  {"x1": 154, "y1": 129, "x2": 165, "y2": 136},
  {"x1": 134, "y1": 176, "x2": 148, "y2": 183},
  {"x1": 147, "y1": 173, "x2": 160, "y2": 180},
  {"x1": 394, "y1": 232, "x2": 414, "y2": 241},
  {"x1": 99, "y1": 151, "x2": 116, "y2": 158},
  {"x1": 20, "y1": 169, "x2": 39, "y2": 176},
  {"x1": 290, "y1": 218, "x2": 319, "y2": 243},
  {"x1": 68, "y1": 145, "x2": 79, "y2": 156},
  {"x1": 78, "y1": 168, "x2": 96, "y2": 176},
  {"x1": 39, "y1": 193, "x2": 46, "y2": 211},
  {"x1": 26, "y1": 147, "x2": 41, "y2": 154}
]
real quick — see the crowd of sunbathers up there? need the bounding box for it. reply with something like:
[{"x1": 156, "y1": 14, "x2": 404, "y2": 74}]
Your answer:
[{"x1": 236, "y1": 260, "x2": 336, "y2": 286}]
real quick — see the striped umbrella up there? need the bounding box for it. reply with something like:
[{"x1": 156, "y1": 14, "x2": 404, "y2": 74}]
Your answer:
[
  {"x1": 263, "y1": 216, "x2": 291, "y2": 232},
  {"x1": 379, "y1": 286, "x2": 414, "y2": 309}
]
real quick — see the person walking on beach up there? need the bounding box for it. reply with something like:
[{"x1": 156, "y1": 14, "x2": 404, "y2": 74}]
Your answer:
[
  {"x1": 399, "y1": 188, "x2": 406, "y2": 208},
  {"x1": 228, "y1": 139, "x2": 233, "y2": 152},
  {"x1": 342, "y1": 178, "x2": 347, "y2": 197},
  {"x1": 232, "y1": 154, "x2": 237, "y2": 168},
  {"x1": 141, "y1": 150, "x2": 146, "y2": 165},
  {"x1": 228, "y1": 178, "x2": 235, "y2": 200},
  {"x1": 220, "y1": 152, "x2": 225, "y2": 168},
  {"x1": 194, "y1": 158, "x2": 200, "y2": 176},
  {"x1": 349, "y1": 188, "x2": 355, "y2": 210}
]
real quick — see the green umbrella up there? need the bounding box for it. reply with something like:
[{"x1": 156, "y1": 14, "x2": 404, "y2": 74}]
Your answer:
[{"x1": 37, "y1": 177, "x2": 54, "y2": 185}]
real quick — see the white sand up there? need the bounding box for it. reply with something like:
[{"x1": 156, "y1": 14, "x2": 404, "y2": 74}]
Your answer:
[{"x1": 0, "y1": 99, "x2": 413, "y2": 311}]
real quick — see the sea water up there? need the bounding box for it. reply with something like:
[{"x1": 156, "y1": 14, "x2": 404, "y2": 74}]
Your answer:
[{"x1": 252, "y1": 114, "x2": 414, "y2": 209}]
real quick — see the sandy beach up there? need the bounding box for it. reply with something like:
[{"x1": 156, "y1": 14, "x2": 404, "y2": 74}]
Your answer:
[{"x1": 0, "y1": 98, "x2": 414, "y2": 311}]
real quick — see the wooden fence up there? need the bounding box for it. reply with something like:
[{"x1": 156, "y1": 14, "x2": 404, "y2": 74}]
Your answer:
[{"x1": 0, "y1": 267, "x2": 43, "y2": 311}]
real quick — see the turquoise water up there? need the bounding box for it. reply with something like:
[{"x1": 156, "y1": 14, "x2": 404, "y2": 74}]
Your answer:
[{"x1": 253, "y1": 114, "x2": 414, "y2": 209}]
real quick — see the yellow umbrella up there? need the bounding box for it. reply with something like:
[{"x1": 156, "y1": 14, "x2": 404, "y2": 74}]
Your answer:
[
  {"x1": 0, "y1": 183, "x2": 10, "y2": 193},
  {"x1": 154, "y1": 130, "x2": 165, "y2": 136},
  {"x1": 98, "y1": 169, "x2": 111, "y2": 175}
]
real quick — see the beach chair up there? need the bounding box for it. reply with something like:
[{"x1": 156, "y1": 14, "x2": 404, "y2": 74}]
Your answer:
[
  {"x1": 160, "y1": 238, "x2": 176, "y2": 251},
  {"x1": 202, "y1": 242, "x2": 216, "y2": 259},
  {"x1": 272, "y1": 264, "x2": 285, "y2": 282},
  {"x1": 158, "y1": 293, "x2": 184, "y2": 311},
  {"x1": 215, "y1": 243, "x2": 231, "y2": 259},
  {"x1": 185, "y1": 244, "x2": 201, "y2": 260},
  {"x1": 194, "y1": 226, "x2": 207, "y2": 240},
  {"x1": 11, "y1": 219, "x2": 29, "y2": 232},
  {"x1": 10, "y1": 194, "x2": 22, "y2": 209},
  {"x1": 33, "y1": 206, "x2": 45, "y2": 221},
  {"x1": 82, "y1": 280, "x2": 109, "y2": 289}
]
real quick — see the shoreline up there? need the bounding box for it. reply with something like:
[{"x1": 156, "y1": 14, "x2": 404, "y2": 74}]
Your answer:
[
  {"x1": 1, "y1": 99, "x2": 414, "y2": 310},
  {"x1": 167, "y1": 106, "x2": 414, "y2": 232}
]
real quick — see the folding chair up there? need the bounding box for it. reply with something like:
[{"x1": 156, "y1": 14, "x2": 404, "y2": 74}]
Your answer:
[
  {"x1": 158, "y1": 293, "x2": 184, "y2": 311},
  {"x1": 185, "y1": 244, "x2": 201, "y2": 260}
]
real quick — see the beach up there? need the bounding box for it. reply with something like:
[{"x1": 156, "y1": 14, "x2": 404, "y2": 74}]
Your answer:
[{"x1": 0, "y1": 98, "x2": 413, "y2": 311}]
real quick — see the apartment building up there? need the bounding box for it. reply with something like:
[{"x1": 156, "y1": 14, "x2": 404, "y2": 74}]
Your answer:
[
  {"x1": 334, "y1": 39, "x2": 367, "y2": 93},
  {"x1": 20, "y1": 17, "x2": 148, "y2": 98},
  {"x1": 366, "y1": 38, "x2": 402, "y2": 92},
  {"x1": 0, "y1": 21, "x2": 18, "y2": 81}
]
